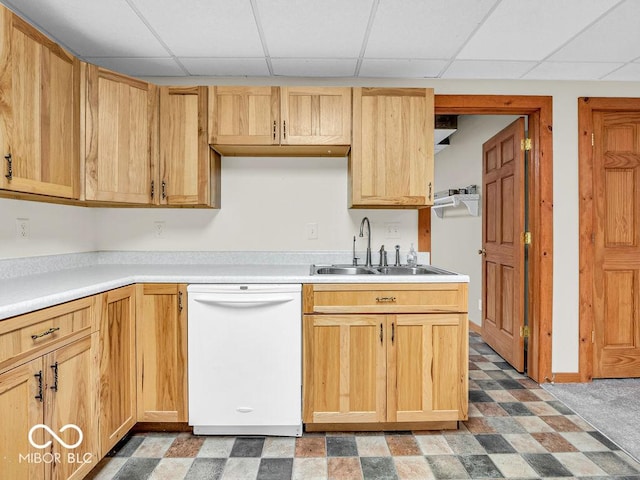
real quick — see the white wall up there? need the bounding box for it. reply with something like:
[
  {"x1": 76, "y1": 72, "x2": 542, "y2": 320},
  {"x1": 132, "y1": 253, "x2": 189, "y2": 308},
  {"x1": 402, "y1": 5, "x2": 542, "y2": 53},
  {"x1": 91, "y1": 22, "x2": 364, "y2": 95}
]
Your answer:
[
  {"x1": 431, "y1": 115, "x2": 520, "y2": 327},
  {"x1": 93, "y1": 156, "x2": 418, "y2": 254},
  {"x1": 0, "y1": 198, "x2": 96, "y2": 259}
]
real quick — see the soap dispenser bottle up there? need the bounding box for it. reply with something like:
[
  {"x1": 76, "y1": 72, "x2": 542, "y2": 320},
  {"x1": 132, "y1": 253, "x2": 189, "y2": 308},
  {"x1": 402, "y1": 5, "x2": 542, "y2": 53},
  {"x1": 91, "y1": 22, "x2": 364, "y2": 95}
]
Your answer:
[{"x1": 407, "y1": 243, "x2": 418, "y2": 266}]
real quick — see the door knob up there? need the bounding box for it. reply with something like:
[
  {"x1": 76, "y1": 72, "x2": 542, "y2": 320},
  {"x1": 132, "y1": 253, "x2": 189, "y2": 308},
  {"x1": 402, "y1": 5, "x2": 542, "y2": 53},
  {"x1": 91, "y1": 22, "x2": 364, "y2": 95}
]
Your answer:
[{"x1": 478, "y1": 248, "x2": 486, "y2": 256}]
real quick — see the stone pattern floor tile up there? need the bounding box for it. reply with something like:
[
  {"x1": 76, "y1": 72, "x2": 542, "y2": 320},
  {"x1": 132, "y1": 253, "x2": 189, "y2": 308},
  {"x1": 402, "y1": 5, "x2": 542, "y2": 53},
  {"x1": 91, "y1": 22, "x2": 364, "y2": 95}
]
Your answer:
[{"x1": 85, "y1": 333, "x2": 639, "y2": 480}]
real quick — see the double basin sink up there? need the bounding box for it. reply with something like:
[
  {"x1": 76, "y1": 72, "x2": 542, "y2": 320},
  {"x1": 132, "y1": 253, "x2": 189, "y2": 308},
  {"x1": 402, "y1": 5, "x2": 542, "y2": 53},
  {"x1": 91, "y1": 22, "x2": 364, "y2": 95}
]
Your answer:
[{"x1": 310, "y1": 264, "x2": 454, "y2": 276}]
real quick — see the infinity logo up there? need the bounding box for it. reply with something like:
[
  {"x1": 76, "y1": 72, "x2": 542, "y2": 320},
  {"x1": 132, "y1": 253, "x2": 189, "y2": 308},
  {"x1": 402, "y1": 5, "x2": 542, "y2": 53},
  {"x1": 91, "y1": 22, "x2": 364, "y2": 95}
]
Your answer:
[{"x1": 28, "y1": 424, "x2": 83, "y2": 449}]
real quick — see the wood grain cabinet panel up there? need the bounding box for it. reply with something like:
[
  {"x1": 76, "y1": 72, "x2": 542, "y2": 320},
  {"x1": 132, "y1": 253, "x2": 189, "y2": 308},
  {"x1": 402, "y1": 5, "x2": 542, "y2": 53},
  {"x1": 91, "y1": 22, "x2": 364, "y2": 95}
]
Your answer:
[
  {"x1": 350, "y1": 88, "x2": 434, "y2": 207},
  {"x1": 99, "y1": 286, "x2": 136, "y2": 457},
  {"x1": 210, "y1": 86, "x2": 351, "y2": 156},
  {"x1": 84, "y1": 64, "x2": 157, "y2": 204},
  {"x1": 136, "y1": 284, "x2": 188, "y2": 422},
  {"x1": 0, "y1": 5, "x2": 80, "y2": 199},
  {"x1": 303, "y1": 284, "x2": 468, "y2": 430},
  {"x1": 159, "y1": 86, "x2": 219, "y2": 207}
]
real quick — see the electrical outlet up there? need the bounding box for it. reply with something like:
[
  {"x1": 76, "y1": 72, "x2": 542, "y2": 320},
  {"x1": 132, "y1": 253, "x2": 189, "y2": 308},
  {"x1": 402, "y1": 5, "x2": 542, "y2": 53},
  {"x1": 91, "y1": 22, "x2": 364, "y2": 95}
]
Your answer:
[
  {"x1": 153, "y1": 221, "x2": 166, "y2": 238},
  {"x1": 306, "y1": 223, "x2": 318, "y2": 240},
  {"x1": 16, "y1": 218, "x2": 30, "y2": 240},
  {"x1": 384, "y1": 222, "x2": 400, "y2": 238}
]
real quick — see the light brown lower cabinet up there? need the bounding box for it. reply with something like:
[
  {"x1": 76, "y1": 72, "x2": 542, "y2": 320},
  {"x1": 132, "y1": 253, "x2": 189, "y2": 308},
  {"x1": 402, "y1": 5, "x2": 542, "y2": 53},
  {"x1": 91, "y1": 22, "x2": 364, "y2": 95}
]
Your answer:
[
  {"x1": 0, "y1": 297, "x2": 99, "y2": 480},
  {"x1": 302, "y1": 283, "x2": 468, "y2": 431},
  {"x1": 98, "y1": 286, "x2": 136, "y2": 457},
  {"x1": 136, "y1": 283, "x2": 188, "y2": 422}
]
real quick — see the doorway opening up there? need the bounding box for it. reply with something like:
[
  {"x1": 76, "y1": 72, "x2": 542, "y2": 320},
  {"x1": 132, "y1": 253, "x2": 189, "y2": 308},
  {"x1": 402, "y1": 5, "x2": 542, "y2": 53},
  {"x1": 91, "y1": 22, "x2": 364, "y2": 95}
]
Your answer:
[{"x1": 418, "y1": 95, "x2": 553, "y2": 384}]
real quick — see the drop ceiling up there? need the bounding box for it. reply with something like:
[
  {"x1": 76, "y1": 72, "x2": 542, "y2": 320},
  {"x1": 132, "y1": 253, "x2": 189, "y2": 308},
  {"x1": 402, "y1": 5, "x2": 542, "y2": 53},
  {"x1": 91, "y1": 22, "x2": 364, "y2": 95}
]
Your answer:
[{"x1": 3, "y1": 0, "x2": 639, "y2": 81}]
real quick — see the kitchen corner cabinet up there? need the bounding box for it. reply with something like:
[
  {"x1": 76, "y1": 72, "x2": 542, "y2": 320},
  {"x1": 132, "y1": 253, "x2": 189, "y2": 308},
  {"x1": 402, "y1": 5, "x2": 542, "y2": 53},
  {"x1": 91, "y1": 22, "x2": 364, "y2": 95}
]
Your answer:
[
  {"x1": 209, "y1": 86, "x2": 351, "y2": 156},
  {"x1": 98, "y1": 286, "x2": 136, "y2": 457},
  {"x1": 302, "y1": 283, "x2": 468, "y2": 431},
  {"x1": 84, "y1": 64, "x2": 157, "y2": 205},
  {"x1": 349, "y1": 88, "x2": 434, "y2": 208},
  {"x1": 0, "y1": 296, "x2": 98, "y2": 480},
  {"x1": 159, "y1": 86, "x2": 220, "y2": 207},
  {"x1": 136, "y1": 284, "x2": 188, "y2": 422},
  {"x1": 0, "y1": 5, "x2": 80, "y2": 199}
]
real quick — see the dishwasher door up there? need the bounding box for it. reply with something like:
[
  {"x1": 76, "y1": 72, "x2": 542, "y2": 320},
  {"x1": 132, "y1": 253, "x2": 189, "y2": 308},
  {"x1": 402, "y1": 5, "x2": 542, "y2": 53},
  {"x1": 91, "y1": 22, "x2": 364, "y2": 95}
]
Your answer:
[{"x1": 187, "y1": 284, "x2": 302, "y2": 436}]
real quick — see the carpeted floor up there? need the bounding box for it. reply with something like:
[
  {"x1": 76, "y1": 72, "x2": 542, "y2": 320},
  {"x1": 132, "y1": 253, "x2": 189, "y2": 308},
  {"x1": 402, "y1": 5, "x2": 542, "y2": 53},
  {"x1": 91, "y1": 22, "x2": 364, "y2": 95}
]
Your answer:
[{"x1": 543, "y1": 378, "x2": 640, "y2": 462}]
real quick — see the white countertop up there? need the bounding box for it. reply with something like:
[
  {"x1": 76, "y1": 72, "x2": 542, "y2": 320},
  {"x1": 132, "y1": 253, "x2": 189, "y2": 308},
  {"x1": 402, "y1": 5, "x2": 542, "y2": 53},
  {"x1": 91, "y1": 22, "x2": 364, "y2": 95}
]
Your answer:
[{"x1": 0, "y1": 254, "x2": 469, "y2": 320}]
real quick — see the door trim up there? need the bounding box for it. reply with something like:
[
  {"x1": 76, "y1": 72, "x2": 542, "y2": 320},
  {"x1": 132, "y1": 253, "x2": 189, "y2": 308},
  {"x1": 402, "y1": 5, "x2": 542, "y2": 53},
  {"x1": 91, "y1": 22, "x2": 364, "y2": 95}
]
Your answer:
[
  {"x1": 577, "y1": 97, "x2": 640, "y2": 382},
  {"x1": 419, "y1": 95, "x2": 553, "y2": 384}
]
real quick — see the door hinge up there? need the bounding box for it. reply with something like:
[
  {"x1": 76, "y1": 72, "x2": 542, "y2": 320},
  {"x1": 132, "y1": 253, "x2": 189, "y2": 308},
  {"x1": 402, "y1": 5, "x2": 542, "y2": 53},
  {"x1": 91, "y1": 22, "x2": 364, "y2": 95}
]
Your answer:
[
  {"x1": 521, "y1": 138, "x2": 532, "y2": 151},
  {"x1": 520, "y1": 325, "x2": 530, "y2": 338},
  {"x1": 591, "y1": 132, "x2": 595, "y2": 147},
  {"x1": 523, "y1": 231, "x2": 532, "y2": 245}
]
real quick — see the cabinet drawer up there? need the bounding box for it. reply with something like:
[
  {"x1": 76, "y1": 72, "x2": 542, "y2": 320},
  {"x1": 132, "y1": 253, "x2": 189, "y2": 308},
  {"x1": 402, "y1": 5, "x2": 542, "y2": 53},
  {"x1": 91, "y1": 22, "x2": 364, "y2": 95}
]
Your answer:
[
  {"x1": 305, "y1": 283, "x2": 468, "y2": 314},
  {"x1": 0, "y1": 296, "x2": 96, "y2": 373}
]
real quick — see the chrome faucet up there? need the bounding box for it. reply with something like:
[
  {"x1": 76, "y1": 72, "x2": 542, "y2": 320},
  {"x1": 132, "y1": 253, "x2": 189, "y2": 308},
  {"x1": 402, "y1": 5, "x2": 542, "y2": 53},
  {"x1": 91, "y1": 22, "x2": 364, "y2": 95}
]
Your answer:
[{"x1": 359, "y1": 217, "x2": 372, "y2": 267}]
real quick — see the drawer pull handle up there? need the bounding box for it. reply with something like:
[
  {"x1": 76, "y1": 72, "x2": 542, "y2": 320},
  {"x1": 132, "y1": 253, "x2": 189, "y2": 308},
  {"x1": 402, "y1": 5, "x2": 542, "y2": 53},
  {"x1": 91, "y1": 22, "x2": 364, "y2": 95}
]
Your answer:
[
  {"x1": 31, "y1": 327, "x2": 60, "y2": 340},
  {"x1": 376, "y1": 296, "x2": 396, "y2": 303}
]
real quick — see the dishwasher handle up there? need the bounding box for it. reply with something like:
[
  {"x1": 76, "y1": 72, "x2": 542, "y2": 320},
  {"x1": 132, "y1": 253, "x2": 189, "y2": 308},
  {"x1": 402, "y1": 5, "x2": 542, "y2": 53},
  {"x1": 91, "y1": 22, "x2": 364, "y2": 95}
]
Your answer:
[{"x1": 192, "y1": 295, "x2": 296, "y2": 308}]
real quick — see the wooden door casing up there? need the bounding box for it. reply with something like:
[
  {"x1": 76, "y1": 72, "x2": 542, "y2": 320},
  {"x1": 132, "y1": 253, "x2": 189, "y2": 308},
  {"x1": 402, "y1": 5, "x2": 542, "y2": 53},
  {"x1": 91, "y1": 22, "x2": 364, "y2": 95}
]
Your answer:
[
  {"x1": 481, "y1": 118, "x2": 526, "y2": 372},
  {"x1": 592, "y1": 111, "x2": 640, "y2": 378}
]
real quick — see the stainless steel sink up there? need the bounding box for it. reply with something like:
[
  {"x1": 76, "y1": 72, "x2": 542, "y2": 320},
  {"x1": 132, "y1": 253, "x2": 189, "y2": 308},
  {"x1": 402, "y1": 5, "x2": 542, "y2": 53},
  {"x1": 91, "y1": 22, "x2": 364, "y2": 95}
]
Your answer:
[
  {"x1": 312, "y1": 265, "x2": 378, "y2": 275},
  {"x1": 310, "y1": 264, "x2": 455, "y2": 275},
  {"x1": 376, "y1": 265, "x2": 451, "y2": 275}
]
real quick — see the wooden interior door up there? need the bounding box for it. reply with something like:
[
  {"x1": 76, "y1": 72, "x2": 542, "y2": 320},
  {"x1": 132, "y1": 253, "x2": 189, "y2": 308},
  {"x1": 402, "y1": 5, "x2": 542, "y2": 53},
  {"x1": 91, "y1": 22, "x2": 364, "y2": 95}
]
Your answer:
[
  {"x1": 592, "y1": 111, "x2": 640, "y2": 378},
  {"x1": 481, "y1": 118, "x2": 526, "y2": 371}
]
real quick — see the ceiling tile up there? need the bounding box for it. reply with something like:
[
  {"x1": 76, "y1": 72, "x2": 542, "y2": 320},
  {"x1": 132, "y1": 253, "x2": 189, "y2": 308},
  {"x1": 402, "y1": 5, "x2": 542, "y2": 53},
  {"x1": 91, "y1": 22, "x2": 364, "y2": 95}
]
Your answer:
[
  {"x1": 458, "y1": 0, "x2": 619, "y2": 61},
  {"x1": 550, "y1": 1, "x2": 640, "y2": 63},
  {"x1": 271, "y1": 58, "x2": 357, "y2": 77},
  {"x1": 3, "y1": 0, "x2": 168, "y2": 57},
  {"x1": 602, "y1": 63, "x2": 640, "y2": 81},
  {"x1": 84, "y1": 57, "x2": 186, "y2": 77},
  {"x1": 359, "y1": 59, "x2": 446, "y2": 78},
  {"x1": 442, "y1": 60, "x2": 537, "y2": 79},
  {"x1": 129, "y1": 0, "x2": 264, "y2": 57},
  {"x1": 180, "y1": 58, "x2": 270, "y2": 76},
  {"x1": 255, "y1": 0, "x2": 373, "y2": 58},
  {"x1": 522, "y1": 62, "x2": 623, "y2": 80},
  {"x1": 365, "y1": 0, "x2": 497, "y2": 59}
]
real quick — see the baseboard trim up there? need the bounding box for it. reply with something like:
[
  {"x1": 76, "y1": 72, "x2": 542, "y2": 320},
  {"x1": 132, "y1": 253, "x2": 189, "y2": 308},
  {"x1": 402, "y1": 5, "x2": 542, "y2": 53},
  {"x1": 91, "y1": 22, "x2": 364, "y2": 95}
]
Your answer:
[
  {"x1": 549, "y1": 373, "x2": 582, "y2": 383},
  {"x1": 468, "y1": 321, "x2": 482, "y2": 335},
  {"x1": 132, "y1": 422, "x2": 191, "y2": 433}
]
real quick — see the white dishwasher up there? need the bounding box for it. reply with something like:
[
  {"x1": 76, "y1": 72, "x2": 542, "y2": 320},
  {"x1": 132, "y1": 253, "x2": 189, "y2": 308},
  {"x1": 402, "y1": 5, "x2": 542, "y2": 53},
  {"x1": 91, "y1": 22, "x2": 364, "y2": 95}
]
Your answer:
[{"x1": 187, "y1": 284, "x2": 302, "y2": 436}]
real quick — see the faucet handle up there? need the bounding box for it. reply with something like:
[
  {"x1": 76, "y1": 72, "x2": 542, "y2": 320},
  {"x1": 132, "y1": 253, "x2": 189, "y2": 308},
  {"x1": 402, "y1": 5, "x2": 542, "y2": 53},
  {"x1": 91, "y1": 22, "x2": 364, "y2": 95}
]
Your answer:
[
  {"x1": 379, "y1": 245, "x2": 387, "y2": 267},
  {"x1": 394, "y1": 245, "x2": 401, "y2": 266}
]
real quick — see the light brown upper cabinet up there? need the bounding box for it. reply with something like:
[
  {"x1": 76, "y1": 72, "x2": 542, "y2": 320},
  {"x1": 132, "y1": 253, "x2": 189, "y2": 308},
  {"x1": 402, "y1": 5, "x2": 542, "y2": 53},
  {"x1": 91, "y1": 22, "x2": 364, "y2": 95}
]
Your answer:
[
  {"x1": 0, "y1": 5, "x2": 80, "y2": 199},
  {"x1": 159, "y1": 86, "x2": 220, "y2": 207},
  {"x1": 84, "y1": 64, "x2": 158, "y2": 204},
  {"x1": 209, "y1": 86, "x2": 351, "y2": 156},
  {"x1": 350, "y1": 88, "x2": 434, "y2": 208}
]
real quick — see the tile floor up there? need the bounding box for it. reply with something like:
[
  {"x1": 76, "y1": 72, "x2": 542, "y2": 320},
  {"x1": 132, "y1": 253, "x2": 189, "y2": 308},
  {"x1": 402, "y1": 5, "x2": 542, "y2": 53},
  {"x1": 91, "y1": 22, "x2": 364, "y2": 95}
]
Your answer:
[{"x1": 86, "y1": 333, "x2": 640, "y2": 479}]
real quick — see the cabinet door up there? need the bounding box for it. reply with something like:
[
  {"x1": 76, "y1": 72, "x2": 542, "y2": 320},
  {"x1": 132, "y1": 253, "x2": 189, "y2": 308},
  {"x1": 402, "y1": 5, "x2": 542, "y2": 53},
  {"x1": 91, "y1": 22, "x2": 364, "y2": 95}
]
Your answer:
[
  {"x1": 281, "y1": 87, "x2": 351, "y2": 146},
  {"x1": 209, "y1": 86, "x2": 279, "y2": 146},
  {"x1": 387, "y1": 314, "x2": 467, "y2": 422},
  {"x1": 350, "y1": 88, "x2": 434, "y2": 207},
  {"x1": 98, "y1": 286, "x2": 136, "y2": 457},
  {"x1": 0, "y1": 358, "x2": 45, "y2": 480},
  {"x1": 85, "y1": 65, "x2": 157, "y2": 204},
  {"x1": 159, "y1": 86, "x2": 214, "y2": 206},
  {"x1": 0, "y1": 6, "x2": 79, "y2": 199},
  {"x1": 303, "y1": 315, "x2": 386, "y2": 424},
  {"x1": 46, "y1": 334, "x2": 98, "y2": 480},
  {"x1": 136, "y1": 284, "x2": 188, "y2": 422}
]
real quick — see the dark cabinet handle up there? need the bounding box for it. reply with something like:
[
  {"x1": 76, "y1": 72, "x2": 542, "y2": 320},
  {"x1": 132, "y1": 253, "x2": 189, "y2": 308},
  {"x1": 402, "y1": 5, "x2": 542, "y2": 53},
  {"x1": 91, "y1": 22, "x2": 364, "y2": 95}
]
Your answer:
[
  {"x1": 273, "y1": 121, "x2": 276, "y2": 140},
  {"x1": 31, "y1": 327, "x2": 60, "y2": 341},
  {"x1": 428, "y1": 182, "x2": 432, "y2": 201},
  {"x1": 5, "y1": 153, "x2": 12, "y2": 180},
  {"x1": 380, "y1": 323, "x2": 383, "y2": 344},
  {"x1": 391, "y1": 323, "x2": 395, "y2": 344},
  {"x1": 151, "y1": 180, "x2": 155, "y2": 199},
  {"x1": 178, "y1": 291, "x2": 183, "y2": 312},
  {"x1": 161, "y1": 180, "x2": 167, "y2": 200},
  {"x1": 50, "y1": 362, "x2": 58, "y2": 392},
  {"x1": 283, "y1": 120, "x2": 286, "y2": 139},
  {"x1": 34, "y1": 371, "x2": 43, "y2": 402}
]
